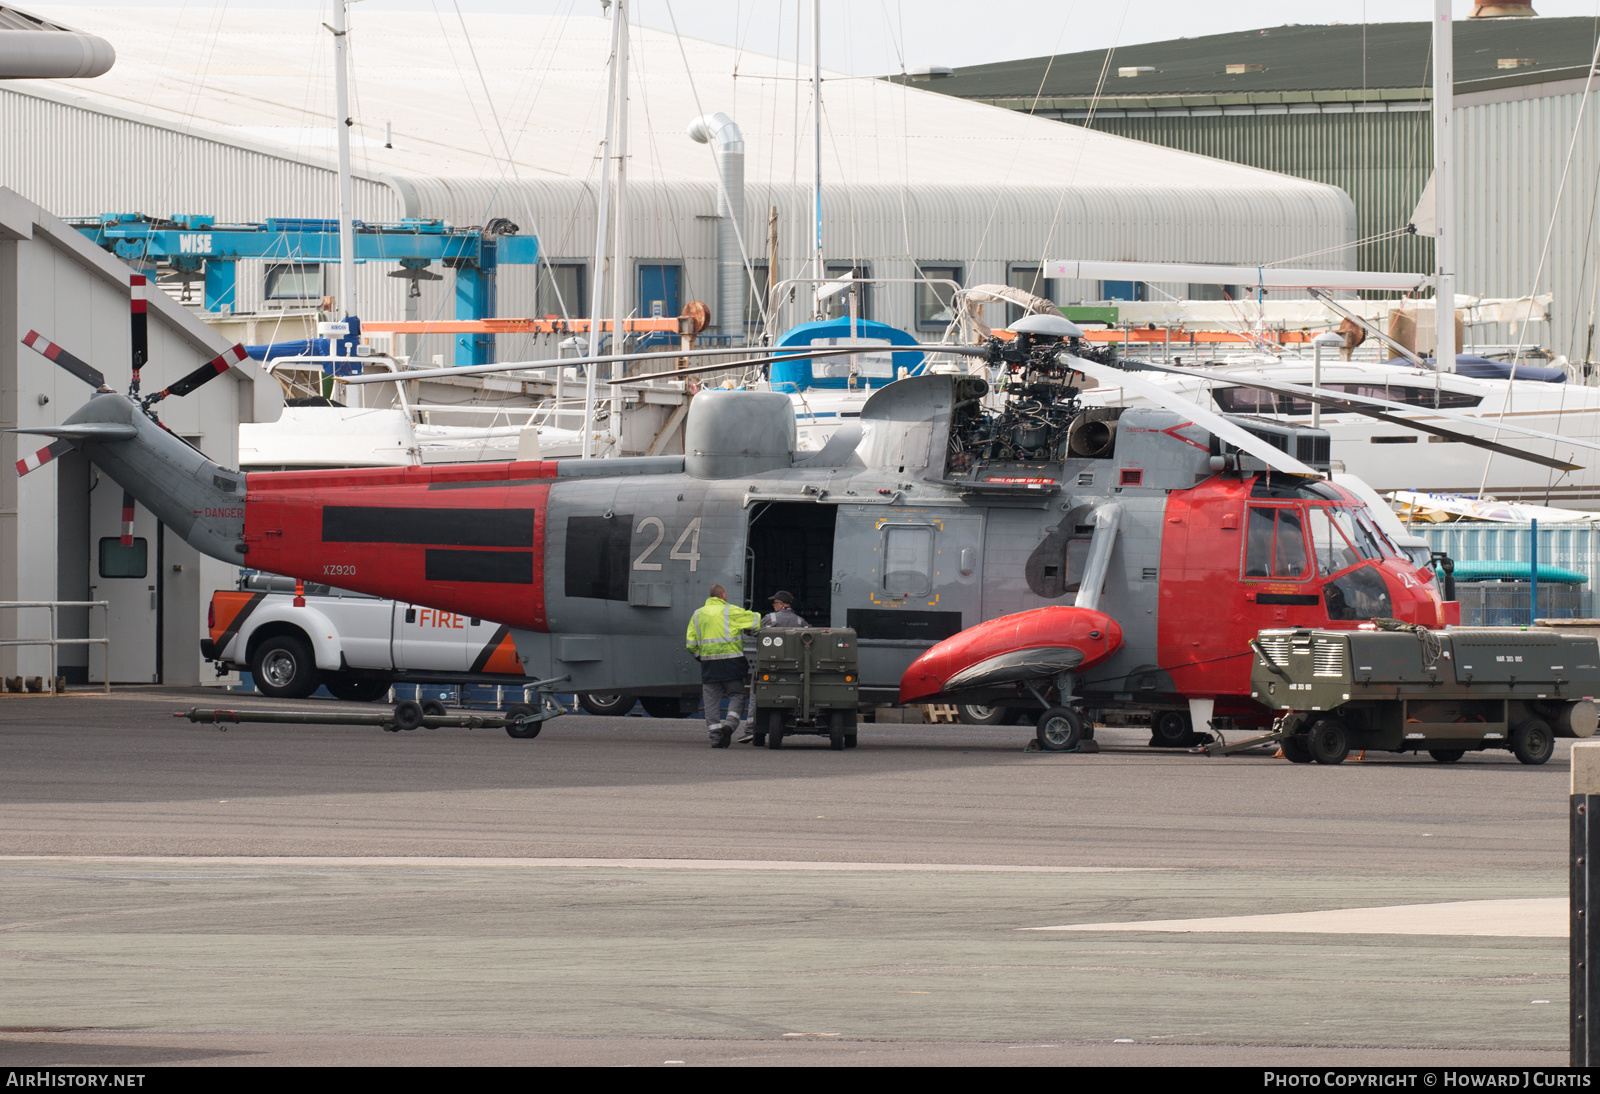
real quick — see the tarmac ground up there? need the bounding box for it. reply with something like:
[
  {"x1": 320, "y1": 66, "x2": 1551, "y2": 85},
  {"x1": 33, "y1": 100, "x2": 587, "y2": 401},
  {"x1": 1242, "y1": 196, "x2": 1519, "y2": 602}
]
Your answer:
[{"x1": 0, "y1": 687, "x2": 1577, "y2": 1067}]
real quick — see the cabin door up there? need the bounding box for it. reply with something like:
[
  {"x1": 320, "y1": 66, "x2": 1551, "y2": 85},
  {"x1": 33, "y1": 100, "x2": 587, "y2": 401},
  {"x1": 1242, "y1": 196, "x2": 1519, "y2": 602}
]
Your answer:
[{"x1": 87, "y1": 470, "x2": 159, "y2": 683}]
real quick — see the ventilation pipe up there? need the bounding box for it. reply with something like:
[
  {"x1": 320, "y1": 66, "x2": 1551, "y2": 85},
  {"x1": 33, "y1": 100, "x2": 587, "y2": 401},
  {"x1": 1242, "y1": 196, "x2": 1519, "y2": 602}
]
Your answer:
[{"x1": 687, "y1": 112, "x2": 746, "y2": 341}]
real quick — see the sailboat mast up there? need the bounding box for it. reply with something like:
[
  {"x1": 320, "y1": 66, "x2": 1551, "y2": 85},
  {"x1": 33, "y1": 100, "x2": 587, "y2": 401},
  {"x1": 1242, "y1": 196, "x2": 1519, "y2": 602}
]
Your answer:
[
  {"x1": 811, "y1": 0, "x2": 823, "y2": 291},
  {"x1": 1432, "y1": 0, "x2": 1454, "y2": 372},
  {"x1": 608, "y1": 0, "x2": 630, "y2": 456},
  {"x1": 332, "y1": 0, "x2": 356, "y2": 321},
  {"x1": 582, "y1": 2, "x2": 623, "y2": 460}
]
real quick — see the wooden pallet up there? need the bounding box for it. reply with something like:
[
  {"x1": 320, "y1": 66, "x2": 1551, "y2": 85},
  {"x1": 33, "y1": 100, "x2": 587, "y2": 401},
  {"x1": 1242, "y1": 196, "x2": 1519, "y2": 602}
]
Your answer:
[{"x1": 922, "y1": 704, "x2": 960, "y2": 724}]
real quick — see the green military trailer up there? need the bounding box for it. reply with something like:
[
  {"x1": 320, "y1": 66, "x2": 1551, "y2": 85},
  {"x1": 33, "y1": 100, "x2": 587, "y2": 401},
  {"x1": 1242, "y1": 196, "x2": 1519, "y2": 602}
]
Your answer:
[
  {"x1": 1249, "y1": 625, "x2": 1600, "y2": 766},
  {"x1": 751, "y1": 627, "x2": 860, "y2": 750}
]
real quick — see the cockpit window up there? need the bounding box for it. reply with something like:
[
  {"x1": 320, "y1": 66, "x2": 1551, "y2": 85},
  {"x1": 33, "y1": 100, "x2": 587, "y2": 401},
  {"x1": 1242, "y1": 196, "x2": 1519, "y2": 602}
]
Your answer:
[
  {"x1": 1244, "y1": 506, "x2": 1309, "y2": 579},
  {"x1": 1307, "y1": 507, "x2": 1363, "y2": 575},
  {"x1": 1250, "y1": 476, "x2": 1343, "y2": 501},
  {"x1": 1327, "y1": 507, "x2": 1383, "y2": 562}
]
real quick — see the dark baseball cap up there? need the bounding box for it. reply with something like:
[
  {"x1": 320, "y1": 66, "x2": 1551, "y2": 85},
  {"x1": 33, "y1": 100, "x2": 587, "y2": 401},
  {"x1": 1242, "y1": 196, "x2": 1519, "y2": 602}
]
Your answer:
[{"x1": 770, "y1": 590, "x2": 796, "y2": 604}]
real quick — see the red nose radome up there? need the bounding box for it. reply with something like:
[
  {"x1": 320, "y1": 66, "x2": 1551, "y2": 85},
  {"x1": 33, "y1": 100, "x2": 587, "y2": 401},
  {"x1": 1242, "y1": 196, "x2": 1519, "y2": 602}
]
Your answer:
[{"x1": 899, "y1": 606, "x2": 1124, "y2": 704}]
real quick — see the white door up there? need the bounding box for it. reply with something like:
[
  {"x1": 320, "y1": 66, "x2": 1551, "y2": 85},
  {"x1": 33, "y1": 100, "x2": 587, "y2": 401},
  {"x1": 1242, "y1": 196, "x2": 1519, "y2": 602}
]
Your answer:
[
  {"x1": 88, "y1": 473, "x2": 158, "y2": 683},
  {"x1": 392, "y1": 604, "x2": 472, "y2": 672}
]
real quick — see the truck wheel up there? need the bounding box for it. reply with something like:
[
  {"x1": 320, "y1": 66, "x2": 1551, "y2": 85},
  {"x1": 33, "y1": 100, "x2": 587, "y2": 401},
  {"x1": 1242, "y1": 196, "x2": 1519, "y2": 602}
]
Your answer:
[
  {"x1": 1512, "y1": 717, "x2": 1555, "y2": 766},
  {"x1": 1150, "y1": 710, "x2": 1195, "y2": 748},
  {"x1": 251, "y1": 634, "x2": 319, "y2": 699},
  {"x1": 393, "y1": 700, "x2": 424, "y2": 732},
  {"x1": 1035, "y1": 706, "x2": 1083, "y2": 752},
  {"x1": 1308, "y1": 719, "x2": 1350, "y2": 765},
  {"x1": 638, "y1": 696, "x2": 683, "y2": 719},
  {"x1": 1428, "y1": 749, "x2": 1466, "y2": 763},
  {"x1": 1280, "y1": 735, "x2": 1314, "y2": 764},
  {"x1": 504, "y1": 703, "x2": 541, "y2": 739},
  {"x1": 324, "y1": 673, "x2": 393, "y2": 703},
  {"x1": 958, "y1": 704, "x2": 1012, "y2": 726},
  {"x1": 579, "y1": 692, "x2": 634, "y2": 717},
  {"x1": 829, "y1": 710, "x2": 847, "y2": 750},
  {"x1": 766, "y1": 709, "x2": 785, "y2": 749}
]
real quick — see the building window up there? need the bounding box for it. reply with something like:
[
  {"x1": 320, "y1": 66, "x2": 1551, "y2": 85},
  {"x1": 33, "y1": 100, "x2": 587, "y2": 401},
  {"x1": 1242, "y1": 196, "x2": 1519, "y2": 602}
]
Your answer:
[
  {"x1": 822, "y1": 263, "x2": 871, "y2": 321},
  {"x1": 915, "y1": 265, "x2": 962, "y2": 330},
  {"x1": 1100, "y1": 280, "x2": 1145, "y2": 302},
  {"x1": 1007, "y1": 264, "x2": 1053, "y2": 325},
  {"x1": 536, "y1": 262, "x2": 585, "y2": 319},
  {"x1": 264, "y1": 263, "x2": 323, "y2": 301},
  {"x1": 98, "y1": 537, "x2": 148, "y2": 579},
  {"x1": 744, "y1": 263, "x2": 770, "y2": 327},
  {"x1": 637, "y1": 263, "x2": 682, "y2": 321}
]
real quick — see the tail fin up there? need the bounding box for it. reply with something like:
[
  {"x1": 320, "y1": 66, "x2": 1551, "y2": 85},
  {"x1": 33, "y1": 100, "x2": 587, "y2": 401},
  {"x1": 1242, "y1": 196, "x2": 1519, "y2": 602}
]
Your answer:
[{"x1": 12, "y1": 392, "x2": 247, "y2": 563}]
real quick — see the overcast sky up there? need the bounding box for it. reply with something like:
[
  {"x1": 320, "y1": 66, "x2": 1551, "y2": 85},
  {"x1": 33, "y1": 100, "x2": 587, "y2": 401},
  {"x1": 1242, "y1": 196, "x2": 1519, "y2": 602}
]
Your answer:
[{"x1": 37, "y1": 0, "x2": 1600, "y2": 74}]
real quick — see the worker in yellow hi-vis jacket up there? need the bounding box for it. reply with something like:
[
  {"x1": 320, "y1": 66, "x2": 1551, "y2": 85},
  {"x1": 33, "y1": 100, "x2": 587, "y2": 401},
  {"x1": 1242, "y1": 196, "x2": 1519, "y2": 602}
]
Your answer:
[{"x1": 686, "y1": 583, "x2": 760, "y2": 748}]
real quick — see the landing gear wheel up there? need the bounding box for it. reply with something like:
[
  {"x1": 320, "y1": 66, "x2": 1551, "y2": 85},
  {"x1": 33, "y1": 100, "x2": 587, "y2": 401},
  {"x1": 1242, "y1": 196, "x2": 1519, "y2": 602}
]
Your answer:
[
  {"x1": 829, "y1": 710, "x2": 847, "y2": 750},
  {"x1": 503, "y1": 703, "x2": 541, "y2": 739},
  {"x1": 250, "y1": 633, "x2": 319, "y2": 699},
  {"x1": 392, "y1": 700, "x2": 424, "y2": 732},
  {"x1": 324, "y1": 673, "x2": 393, "y2": 703},
  {"x1": 1280, "y1": 734, "x2": 1314, "y2": 764},
  {"x1": 1429, "y1": 749, "x2": 1466, "y2": 763},
  {"x1": 578, "y1": 692, "x2": 634, "y2": 717},
  {"x1": 958, "y1": 704, "x2": 1013, "y2": 726},
  {"x1": 1511, "y1": 717, "x2": 1555, "y2": 766},
  {"x1": 1035, "y1": 706, "x2": 1083, "y2": 752},
  {"x1": 766, "y1": 709, "x2": 785, "y2": 749},
  {"x1": 420, "y1": 699, "x2": 447, "y2": 720},
  {"x1": 638, "y1": 696, "x2": 683, "y2": 719},
  {"x1": 1308, "y1": 718, "x2": 1350, "y2": 765},
  {"x1": 1150, "y1": 710, "x2": 1196, "y2": 748}
]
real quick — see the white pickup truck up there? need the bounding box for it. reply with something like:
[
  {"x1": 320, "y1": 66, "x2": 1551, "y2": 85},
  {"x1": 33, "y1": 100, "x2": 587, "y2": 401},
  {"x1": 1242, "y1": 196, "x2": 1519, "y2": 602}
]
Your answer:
[{"x1": 203, "y1": 573, "x2": 530, "y2": 700}]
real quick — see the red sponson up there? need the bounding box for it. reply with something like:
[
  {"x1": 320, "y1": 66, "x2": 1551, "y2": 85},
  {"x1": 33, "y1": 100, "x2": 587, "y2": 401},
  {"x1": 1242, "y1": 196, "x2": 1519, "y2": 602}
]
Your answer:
[
  {"x1": 899, "y1": 606, "x2": 1123, "y2": 704},
  {"x1": 243, "y1": 459, "x2": 561, "y2": 632}
]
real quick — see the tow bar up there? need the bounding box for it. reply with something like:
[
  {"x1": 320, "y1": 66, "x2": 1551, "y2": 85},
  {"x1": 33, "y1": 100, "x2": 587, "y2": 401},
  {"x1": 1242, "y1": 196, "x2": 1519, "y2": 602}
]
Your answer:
[{"x1": 178, "y1": 674, "x2": 572, "y2": 739}]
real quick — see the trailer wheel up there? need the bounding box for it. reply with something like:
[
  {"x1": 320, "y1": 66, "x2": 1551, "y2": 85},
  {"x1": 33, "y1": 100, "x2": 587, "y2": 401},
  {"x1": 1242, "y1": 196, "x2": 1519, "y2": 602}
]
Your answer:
[
  {"x1": 844, "y1": 732, "x2": 858, "y2": 748},
  {"x1": 1428, "y1": 749, "x2": 1465, "y2": 763},
  {"x1": 393, "y1": 700, "x2": 424, "y2": 732},
  {"x1": 251, "y1": 634, "x2": 319, "y2": 699},
  {"x1": 1308, "y1": 718, "x2": 1350, "y2": 765},
  {"x1": 766, "y1": 709, "x2": 785, "y2": 749},
  {"x1": 1150, "y1": 710, "x2": 1196, "y2": 748},
  {"x1": 1512, "y1": 717, "x2": 1555, "y2": 766},
  {"x1": 1035, "y1": 706, "x2": 1083, "y2": 752},
  {"x1": 420, "y1": 699, "x2": 447, "y2": 720},
  {"x1": 1280, "y1": 735, "x2": 1314, "y2": 764},
  {"x1": 503, "y1": 703, "x2": 541, "y2": 739},
  {"x1": 829, "y1": 710, "x2": 847, "y2": 750},
  {"x1": 578, "y1": 692, "x2": 634, "y2": 717}
]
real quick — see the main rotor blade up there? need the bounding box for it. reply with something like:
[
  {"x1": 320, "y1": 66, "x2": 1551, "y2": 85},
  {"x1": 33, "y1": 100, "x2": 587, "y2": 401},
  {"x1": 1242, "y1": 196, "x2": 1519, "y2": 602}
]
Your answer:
[
  {"x1": 146, "y1": 344, "x2": 249, "y2": 404},
  {"x1": 1127, "y1": 361, "x2": 1592, "y2": 470},
  {"x1": 341, "y1": 341, "x2": 991, "y2": 385},
  {"x1": 1063, "y1": 355, "x2": 1317, "y2": 475},
  {"x1": 21, "y1": 331, "x2": 106, "y2": 390}
]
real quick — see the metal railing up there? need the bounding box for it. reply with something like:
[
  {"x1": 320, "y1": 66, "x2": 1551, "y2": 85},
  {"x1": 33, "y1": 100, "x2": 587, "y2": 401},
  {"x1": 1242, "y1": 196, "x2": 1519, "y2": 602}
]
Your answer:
[{"x1": 0, "y1": 601, "x2": 110, "y2": 694}]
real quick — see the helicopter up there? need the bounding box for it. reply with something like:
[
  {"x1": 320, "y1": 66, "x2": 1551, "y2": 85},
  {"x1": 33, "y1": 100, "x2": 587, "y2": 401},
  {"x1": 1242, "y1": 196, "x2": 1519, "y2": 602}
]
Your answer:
[{"x1": 16, "y1": 275, "x2": 1599, "y2": 749}]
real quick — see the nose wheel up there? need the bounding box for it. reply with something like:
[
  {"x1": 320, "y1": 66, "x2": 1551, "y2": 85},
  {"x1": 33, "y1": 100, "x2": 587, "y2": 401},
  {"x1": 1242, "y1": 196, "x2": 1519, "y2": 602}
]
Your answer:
[{"x1": 1035, "y1": 706, "x2": 1084, "y2": 752}]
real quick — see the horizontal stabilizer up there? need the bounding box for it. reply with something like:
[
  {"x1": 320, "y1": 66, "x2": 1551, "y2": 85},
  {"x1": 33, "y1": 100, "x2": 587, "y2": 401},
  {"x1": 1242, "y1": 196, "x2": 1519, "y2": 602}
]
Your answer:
[{"x1": 10, "y1": 423, "x2": 139, "y2": 441}]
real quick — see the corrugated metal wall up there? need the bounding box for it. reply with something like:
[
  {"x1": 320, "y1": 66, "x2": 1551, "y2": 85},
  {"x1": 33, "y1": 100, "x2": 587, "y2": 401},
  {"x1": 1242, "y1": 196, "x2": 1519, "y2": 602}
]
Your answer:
[
  {"x1": 1080, "y1": 112, "x2": 1434, "y2": 277},
  {"x1": 1418, "y1": 520, "x2": 1598, "y2": 623},
  {"x1": 1457, "y1": 90, "x2": 1600, "y2": 366},
  {"x1": 0, "y1": 87, "x2": 407, "y2": 320}
]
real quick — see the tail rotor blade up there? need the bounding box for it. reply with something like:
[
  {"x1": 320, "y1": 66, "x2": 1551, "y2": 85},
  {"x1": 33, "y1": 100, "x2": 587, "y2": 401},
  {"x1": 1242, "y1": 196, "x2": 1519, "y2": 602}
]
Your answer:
[
  {"x1": 14, "y1": 438, "x2": 74, "y2": 477},
  {"x1": 120, "y1": 490, "x2": 136, "y2": 546},
  {"x1": 147, "y1": 344, "x2": 248, "y2": 404},
  {"x1": 21, "y1": 331, "x2": 106, "y2": 390}
]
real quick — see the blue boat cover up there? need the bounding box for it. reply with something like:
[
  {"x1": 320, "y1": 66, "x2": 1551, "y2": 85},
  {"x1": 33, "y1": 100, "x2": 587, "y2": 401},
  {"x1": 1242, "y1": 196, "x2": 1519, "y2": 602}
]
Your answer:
[
  {"x1": 770, "y1": 318, "x2": 925, "y2": 392},
  {"x1": 1381, "y1": 354, "x2": 1565, "y2": 383},
  {"x1": 245, "y1": 315, "x2": 363, "y2": 372}
]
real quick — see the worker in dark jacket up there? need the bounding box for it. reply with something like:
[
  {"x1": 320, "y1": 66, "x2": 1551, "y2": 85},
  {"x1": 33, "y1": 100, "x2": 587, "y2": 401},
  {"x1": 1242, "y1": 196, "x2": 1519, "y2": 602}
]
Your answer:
[{"x1": 762, "y1": 590, "x2": 809, "y2": 629}]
